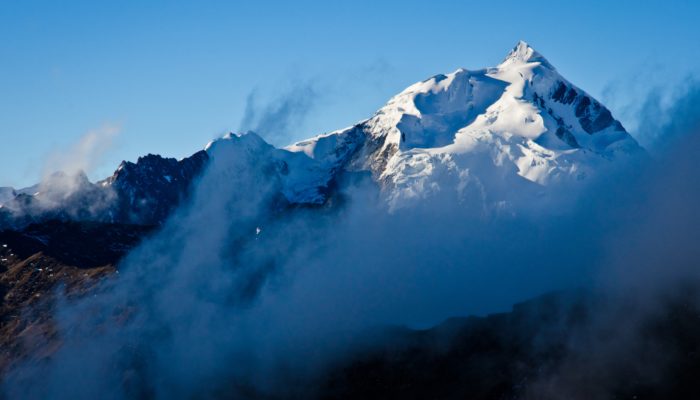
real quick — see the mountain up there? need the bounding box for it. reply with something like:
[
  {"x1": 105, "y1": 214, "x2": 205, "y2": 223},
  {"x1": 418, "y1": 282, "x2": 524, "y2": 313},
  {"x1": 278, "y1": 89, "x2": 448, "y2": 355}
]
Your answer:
[
  {"x1": 286, "y1": 41, "x2": 641, "y2": 210},
  {"x1": 0, "y1": 41, "x2": 642, "y2": 228},
  {"x1": 0, "y1": 172, "x2": 115, "y2": 229}
]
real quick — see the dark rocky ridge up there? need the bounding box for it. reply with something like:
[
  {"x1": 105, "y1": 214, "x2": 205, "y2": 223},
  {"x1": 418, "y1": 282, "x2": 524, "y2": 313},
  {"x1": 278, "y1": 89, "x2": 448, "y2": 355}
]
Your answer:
[
  {"x1": 0, "y1": 150, "x2": 209, "y2": 229},
  {"x1": 99, "y1": 150, "x2": 209, "y2": 225},
  {"x1": 549, "y1": 80, "x2": 625, "y2": 135},
  {"x1": 318, "y1": 287, "x2": 700, "y2": 400}
]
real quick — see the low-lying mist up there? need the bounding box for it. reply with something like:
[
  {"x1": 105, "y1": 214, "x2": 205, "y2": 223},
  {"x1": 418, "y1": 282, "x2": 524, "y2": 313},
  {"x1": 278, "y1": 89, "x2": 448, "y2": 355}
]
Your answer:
[{"x1": 3, "y1": 84, "x2": 700, "y2": 399}]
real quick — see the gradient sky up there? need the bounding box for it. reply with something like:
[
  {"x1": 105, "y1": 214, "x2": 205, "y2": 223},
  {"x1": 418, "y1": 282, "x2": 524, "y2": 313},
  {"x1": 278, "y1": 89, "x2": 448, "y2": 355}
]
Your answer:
[{"x1": 1, "y1": 0, "x2": 699, "y2": 188}]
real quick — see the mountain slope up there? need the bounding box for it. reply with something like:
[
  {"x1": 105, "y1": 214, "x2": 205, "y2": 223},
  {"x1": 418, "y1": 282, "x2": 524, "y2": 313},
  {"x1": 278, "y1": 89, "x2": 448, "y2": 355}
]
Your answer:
[
  {"x1": 0, "y1": 221, "x2": 152, "y2": 373},
  {"x1": 287, "y1": 41, "x2": 642, "y2": 210}
]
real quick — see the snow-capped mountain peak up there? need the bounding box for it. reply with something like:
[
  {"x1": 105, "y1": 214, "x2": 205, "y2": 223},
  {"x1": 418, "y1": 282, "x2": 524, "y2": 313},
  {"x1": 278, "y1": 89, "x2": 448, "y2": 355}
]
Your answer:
[
  {"x1": 288, "y1": 41, "x2": 642, "y2": 211},
  {"x1": 499, "y1": 40, "x2": 554, "y2": 70}
]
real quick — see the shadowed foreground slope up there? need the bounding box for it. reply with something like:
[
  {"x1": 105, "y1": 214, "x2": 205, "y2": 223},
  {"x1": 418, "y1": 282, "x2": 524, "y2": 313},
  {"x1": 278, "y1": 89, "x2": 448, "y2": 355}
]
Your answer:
[
  {"x1": 320, "y1": 287, "x2": 700, "y2": 400},
  {"x1": 0, "y1": 221, "x2": 152, "y2": 373}
]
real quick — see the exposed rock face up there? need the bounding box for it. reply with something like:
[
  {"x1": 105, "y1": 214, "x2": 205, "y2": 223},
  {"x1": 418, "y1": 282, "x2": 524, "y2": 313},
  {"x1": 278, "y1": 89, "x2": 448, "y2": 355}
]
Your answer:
[{"x1": 100, "y1": 150, "x2": 209, "y2": 225}]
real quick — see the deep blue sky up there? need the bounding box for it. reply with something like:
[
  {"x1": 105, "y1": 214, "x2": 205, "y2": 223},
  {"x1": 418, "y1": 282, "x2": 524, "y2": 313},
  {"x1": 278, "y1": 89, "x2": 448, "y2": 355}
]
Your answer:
[{"x1": 1, "y1": 0, "x2": 698, "y2": 187}]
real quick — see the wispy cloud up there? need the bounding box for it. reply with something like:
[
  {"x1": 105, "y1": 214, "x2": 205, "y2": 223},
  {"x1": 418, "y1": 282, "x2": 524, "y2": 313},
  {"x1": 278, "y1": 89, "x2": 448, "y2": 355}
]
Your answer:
[
  {"x1": 239, "y1": 81, "x2": 320, "y2": 146},
  {"x1": 44, "y1": 123, "x2": 121, "y2": 180}
]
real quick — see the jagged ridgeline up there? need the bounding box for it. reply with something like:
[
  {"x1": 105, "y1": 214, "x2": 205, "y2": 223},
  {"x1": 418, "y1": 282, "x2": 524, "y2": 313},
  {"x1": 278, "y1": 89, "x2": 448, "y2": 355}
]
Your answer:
[{"x1": 0, "y1": 41, "x2": 641, "y2": 229}]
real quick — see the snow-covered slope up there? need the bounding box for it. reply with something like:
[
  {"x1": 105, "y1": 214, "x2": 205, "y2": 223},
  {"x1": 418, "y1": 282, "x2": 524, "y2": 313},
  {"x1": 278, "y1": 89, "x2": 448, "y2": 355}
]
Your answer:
[
  {"x1": 0, "y1": 41, "x2": 642, "y2": 228},
  {"x1": 287, "y1": 41, "x2": 642, "y2": 211},
  {"x1": 204, "y1": 132, "x2": 340, "y2": 205}
]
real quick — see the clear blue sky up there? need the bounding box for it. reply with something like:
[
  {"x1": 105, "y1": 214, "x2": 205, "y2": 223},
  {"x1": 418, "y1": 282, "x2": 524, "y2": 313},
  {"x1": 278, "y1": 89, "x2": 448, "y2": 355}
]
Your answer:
[{"x1": 1, "y1": 0, "x2": 698, "y2": 188}]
